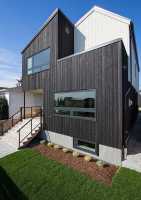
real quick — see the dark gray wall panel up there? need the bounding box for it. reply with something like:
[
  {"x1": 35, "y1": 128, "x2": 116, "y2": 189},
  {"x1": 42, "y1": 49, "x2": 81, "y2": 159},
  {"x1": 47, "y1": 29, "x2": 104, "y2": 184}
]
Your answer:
[
  {"x1": 22, "y1": 10, "x2": 74, "y2": 92},
  {"x1": 44, "y1": 41, "x2": 124, "y2": 149}
]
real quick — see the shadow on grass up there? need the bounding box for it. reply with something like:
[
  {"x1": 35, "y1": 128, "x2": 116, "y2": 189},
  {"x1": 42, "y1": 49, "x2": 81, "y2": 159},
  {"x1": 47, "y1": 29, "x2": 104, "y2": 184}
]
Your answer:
[{"x1": 0, "y1": 167, "x2": 28, "y2": 200}]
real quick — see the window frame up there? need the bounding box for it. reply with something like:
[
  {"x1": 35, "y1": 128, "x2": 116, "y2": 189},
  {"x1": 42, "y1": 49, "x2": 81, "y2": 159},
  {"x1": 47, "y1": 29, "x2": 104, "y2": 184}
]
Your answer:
[
  {"x1": 73, "y1": 138, "x2": 96, "y2": 154},
  {"x1": 26, "y1": 47, "x2": 50, "y2": 75},
  {"x1": 54, "y1": 89, "x2": 96, "y2": 121}
]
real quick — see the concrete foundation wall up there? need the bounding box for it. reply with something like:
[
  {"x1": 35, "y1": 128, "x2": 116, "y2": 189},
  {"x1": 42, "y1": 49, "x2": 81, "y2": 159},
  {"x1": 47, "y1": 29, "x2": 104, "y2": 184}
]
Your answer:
[
  {"x1": 43, "y1": 130, "x2": 74, "y2": 149},
  {"x1": 41, "y1": 130, "x2": 122, "y2": 165},
  {"x1": 99, "y1": 144, "x2": 122, "y2": 166}
]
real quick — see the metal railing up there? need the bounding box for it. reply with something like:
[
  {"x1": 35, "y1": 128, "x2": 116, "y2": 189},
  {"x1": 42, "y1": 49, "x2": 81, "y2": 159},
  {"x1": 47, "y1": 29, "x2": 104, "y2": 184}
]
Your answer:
[
  {"x1": 0, "y1": 106, "x2": 42, "y2": 136},
  {"x1": 18, "y1": 108, "x2": 42, "y2": 148},
  {"x1": 0, "y1": 110, "x2": 22, "y2": 136}
]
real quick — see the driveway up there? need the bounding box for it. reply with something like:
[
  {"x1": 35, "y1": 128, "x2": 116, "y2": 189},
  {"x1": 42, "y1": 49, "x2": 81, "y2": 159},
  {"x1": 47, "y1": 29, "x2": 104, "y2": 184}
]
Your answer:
[{"x1": 122, "y1": 113, "x2": 141, "y2": 172}]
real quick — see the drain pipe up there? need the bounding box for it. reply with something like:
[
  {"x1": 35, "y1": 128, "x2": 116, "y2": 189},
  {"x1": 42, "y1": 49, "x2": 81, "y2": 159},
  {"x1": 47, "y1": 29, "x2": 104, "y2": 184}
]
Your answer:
[{"x1": 23, "y1": 90, "x2": 25, "y2": 119}]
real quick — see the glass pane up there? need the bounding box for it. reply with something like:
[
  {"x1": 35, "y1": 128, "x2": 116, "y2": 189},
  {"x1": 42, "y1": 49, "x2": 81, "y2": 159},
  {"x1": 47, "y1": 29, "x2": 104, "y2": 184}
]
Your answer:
[
  {"x1": 78, "y1": 140, "x2": 95, "y2": 149},
  {"x1": 27, "y1": 48, "x2": 50, "y2": 74},
  {"x1": 27, "y1": 69, "x2": 32, "y2": 75},
  {"x1": 33, "y1": 48, "x2": 50, "y2": 69},
  {"x1": 54, "y1": 90, "x2": 96, "y2": 119},
  {"x1": 27, "y1": 57, "x2": 32, "y2": 69},
  {"x1": 77, "y1": 140, "x2": 95, "y2": 153}
]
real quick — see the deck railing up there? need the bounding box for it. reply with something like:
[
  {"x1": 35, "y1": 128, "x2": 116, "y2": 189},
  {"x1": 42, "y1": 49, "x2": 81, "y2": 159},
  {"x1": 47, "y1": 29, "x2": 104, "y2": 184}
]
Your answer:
[
  {"x1": 0, "y1": 106, "x2": 42, "y2": 136},
  {"x1": 18, "y1": 108, "x2": 42, "y2": 148}
]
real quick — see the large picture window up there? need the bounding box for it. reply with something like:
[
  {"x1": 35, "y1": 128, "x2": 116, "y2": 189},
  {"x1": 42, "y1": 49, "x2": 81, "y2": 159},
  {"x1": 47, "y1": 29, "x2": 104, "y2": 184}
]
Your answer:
[
  {"x1": 27, "y1": 48, "x2": 50, "y2": 74},
  {"x1": 54, "y1": 90, "x2": 96, "y2": 119}
]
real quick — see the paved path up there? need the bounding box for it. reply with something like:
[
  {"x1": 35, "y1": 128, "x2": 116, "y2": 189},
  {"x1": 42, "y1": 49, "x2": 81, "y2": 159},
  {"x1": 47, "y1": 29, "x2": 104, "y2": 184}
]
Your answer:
[
  {"x1": 122, "y1": 113, "x2": 141, "y2": 172},
  {"x1": 0, "y1": 139, "x2": 17, "y2": 158}
]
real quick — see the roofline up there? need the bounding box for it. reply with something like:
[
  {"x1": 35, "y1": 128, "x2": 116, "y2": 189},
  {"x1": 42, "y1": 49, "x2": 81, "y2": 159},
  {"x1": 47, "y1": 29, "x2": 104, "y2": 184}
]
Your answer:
[
  {"x1": 21, "y1": 8, "x2": 74, "y2": 54},
  {"x1": 58, "y1": 38, "x2": 123, "y2": 62},
  {"x1": 75, "y1": 5, "x2": 131, "y2": 27},
  {"x1": 21, "y1": 8, "x2": 59, "y2": 53}
]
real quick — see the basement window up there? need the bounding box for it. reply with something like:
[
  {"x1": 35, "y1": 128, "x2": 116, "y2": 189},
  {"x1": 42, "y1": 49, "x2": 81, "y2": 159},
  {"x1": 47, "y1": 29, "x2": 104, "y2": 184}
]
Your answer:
[{"x1": 73, "y1": 138, "x2": 96, "y2": 154}]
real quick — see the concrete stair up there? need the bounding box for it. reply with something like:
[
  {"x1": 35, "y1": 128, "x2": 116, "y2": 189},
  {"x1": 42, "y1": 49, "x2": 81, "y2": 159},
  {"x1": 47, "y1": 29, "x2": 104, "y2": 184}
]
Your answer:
[{"x1": 0, "y1": 117, "x2": 41, "y2": 158}]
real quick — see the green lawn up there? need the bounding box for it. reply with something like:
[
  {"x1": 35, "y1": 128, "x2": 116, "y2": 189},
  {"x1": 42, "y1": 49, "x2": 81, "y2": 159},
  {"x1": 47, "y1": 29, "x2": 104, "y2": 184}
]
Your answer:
[{"x1": 0, "y1": 149, "x2": 141, "y2": 200}]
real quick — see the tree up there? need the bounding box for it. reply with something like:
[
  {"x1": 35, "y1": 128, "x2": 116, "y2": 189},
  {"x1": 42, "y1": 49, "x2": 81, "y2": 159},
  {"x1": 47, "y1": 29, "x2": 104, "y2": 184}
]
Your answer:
[{"x1": 0, "y1": 97, "x2": 9, "y2": 120}]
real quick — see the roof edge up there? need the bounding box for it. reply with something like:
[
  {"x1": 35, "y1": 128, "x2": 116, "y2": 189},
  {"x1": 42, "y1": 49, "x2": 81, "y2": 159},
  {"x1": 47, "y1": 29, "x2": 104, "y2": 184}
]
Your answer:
[
  {"x1": 58, "y1": 38, "x2": 123, "y2": 62},
  {"x1": 75, "y1": 5, "x2": 131, "y2": 27},
  {"x1": 21, "y1": 8, "x2": 59, "y2": 54}
]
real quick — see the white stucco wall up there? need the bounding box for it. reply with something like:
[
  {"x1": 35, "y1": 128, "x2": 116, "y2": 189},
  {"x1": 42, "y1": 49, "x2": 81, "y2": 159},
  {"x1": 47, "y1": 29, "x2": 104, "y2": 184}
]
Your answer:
[{"x1": 9, "y1": 87, "x2": 43, "y2": 116}]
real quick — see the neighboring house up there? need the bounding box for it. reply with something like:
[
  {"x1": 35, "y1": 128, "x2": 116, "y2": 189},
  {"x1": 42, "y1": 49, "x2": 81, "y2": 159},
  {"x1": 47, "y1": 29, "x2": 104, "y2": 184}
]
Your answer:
[
  {"x1": 0, "y1": 86, "x2": 43, "y2": 117},
  {"x1": 20, "y1": 6, "x2": 139, "y2": 165}
]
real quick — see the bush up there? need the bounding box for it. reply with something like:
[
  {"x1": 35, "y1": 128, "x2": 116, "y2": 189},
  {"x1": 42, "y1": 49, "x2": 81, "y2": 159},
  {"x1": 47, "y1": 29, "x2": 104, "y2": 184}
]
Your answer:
[{"x1": 0, "y1": 97, "x2": 9, "y2": 120}]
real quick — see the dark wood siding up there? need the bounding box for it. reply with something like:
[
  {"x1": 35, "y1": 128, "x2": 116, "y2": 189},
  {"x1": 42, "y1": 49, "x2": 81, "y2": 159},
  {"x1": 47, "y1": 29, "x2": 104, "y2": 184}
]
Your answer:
[
  {"x1": 22, "y1": 10, "x2": 74, "y2": 92},
  {"x1": 58, "y1": 11, "x2": 74, "y2": 59},
  {"x1": 44, "y1": 41, "x2": 124, "y2": 150},
  {"x1": 22, "y1": 8, "x2": 132, "y2": 151},
  {"x1": 22, "y1": 12, "x2": 58, "y2": 91},
  {"x1": 122, "y1": 43, "x2": 138, "y2": 146}
]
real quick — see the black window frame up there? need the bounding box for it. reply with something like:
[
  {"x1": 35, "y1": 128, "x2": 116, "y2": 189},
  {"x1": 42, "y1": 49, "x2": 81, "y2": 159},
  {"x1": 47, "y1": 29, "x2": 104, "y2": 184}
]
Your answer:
[{"x1": 73, "y1": 138, "x2": 97, "y2": 154}]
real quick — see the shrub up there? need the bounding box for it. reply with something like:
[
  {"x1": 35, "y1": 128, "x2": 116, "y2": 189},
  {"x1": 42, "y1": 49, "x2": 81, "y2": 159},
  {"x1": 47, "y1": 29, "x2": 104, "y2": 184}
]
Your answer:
[{"x1": 0, "y1": 97, "x2": 9, "y2": 120}]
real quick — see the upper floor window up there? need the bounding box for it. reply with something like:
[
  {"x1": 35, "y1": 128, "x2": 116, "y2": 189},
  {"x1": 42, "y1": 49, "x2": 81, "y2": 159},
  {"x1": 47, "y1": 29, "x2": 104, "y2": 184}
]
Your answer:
[{"x1": 27, "y1": 48, "x2": 50, "y2": 74}]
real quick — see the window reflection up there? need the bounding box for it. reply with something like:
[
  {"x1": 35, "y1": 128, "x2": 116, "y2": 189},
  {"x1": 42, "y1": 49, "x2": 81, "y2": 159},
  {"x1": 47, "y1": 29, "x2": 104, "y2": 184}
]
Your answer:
[
  {"x1": 54, "y1": 90, "x2": 96, "y2": 119},
  {"x1": 27, "y1": 48, "x2": 50, "y2": 74}
]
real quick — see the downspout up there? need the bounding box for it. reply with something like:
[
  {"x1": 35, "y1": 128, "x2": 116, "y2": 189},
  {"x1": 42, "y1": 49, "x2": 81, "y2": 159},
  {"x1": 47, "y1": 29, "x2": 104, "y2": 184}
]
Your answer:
[{"x1": 23, "y1": 90, "x2": 25, "y2": 119}]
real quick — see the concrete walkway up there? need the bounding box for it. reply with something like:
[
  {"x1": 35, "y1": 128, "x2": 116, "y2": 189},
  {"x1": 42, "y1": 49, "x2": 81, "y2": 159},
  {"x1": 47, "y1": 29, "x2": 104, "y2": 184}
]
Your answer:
[
  {"x1": 0, "y1": 117, "x2": 40, "y2": 158},
  {"x1": 122, "y1": 113, "x2": 141, "y2": 172}
]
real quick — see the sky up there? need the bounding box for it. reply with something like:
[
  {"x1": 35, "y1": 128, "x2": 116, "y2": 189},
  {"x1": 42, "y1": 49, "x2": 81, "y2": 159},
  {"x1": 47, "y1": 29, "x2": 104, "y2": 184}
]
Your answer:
[{"x1": 0, "y1": 0, "x2": 141, "y2": 88}]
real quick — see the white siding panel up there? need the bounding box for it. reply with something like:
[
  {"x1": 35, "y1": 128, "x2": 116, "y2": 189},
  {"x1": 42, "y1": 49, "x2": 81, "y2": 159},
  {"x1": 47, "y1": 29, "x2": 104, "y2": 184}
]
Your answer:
[
  {"x1": 75, "y1": 10, "x2": 130, "y2": 54},
  {"x1": 74, "y1": 10, "x2": 131, "y2": 81}
]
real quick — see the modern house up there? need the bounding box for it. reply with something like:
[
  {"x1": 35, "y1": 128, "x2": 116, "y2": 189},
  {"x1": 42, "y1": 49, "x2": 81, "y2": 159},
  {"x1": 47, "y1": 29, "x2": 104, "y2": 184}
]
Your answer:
[{"x1": 2, "y1": 6, "x2": 139, "y2": 165}]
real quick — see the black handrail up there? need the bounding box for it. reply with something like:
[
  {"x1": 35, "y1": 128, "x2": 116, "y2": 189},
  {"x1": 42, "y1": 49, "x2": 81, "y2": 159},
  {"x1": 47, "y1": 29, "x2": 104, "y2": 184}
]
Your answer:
[
  {"x1": 19, "y1": 122, "x2": 41, "y2": 146},
  {"x1": 0, "y1": 110, "x2": 21, "y2": 135},
  {"x1": 18, "y1": 119, "x2": 32, "y2": 133},
  {"x1": 18, "y1": 108, "x2": 42, "y2": 148},
  {"x1": 0, "y1": 106, "x2": 42, "y2": 136}
]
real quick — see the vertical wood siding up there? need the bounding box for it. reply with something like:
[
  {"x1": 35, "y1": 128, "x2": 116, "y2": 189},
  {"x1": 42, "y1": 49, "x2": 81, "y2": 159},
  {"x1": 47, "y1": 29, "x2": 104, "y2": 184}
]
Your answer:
[
  {"x1": 22, "y1": 8, "x2": 128, "y2": 151},
  {"x1": 44, "y1": 41, "x2": 124, "y2": 149}
]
